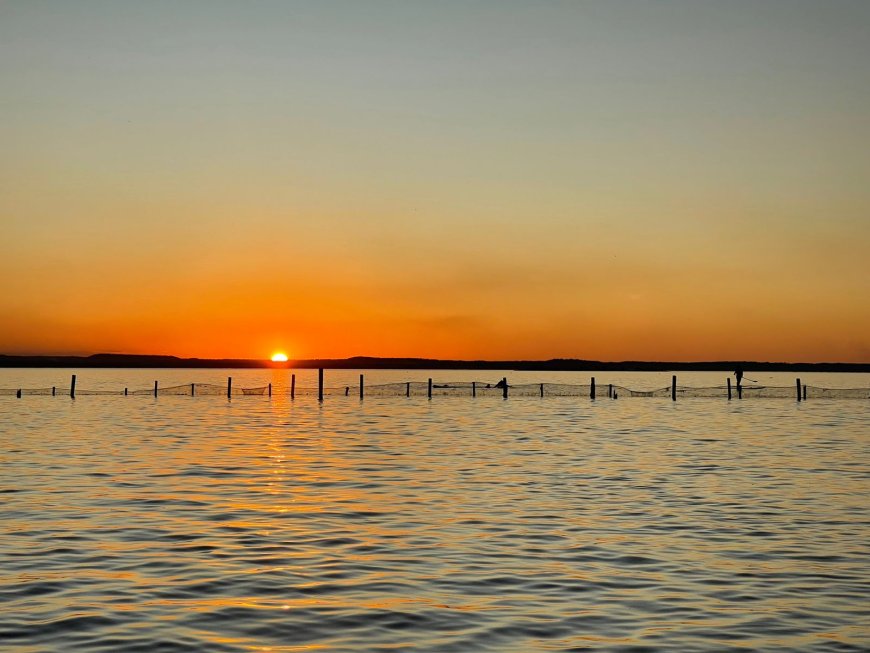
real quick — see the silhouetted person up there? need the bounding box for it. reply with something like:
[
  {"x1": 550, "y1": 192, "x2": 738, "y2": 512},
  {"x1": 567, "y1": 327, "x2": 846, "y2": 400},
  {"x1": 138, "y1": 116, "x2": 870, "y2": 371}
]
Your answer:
[
  {"x1": 494, "y1": 378, "x2": 507, "y2": 389},
  {"x1": 734, "y1": 367, "x2": 744, "y2": 390}
]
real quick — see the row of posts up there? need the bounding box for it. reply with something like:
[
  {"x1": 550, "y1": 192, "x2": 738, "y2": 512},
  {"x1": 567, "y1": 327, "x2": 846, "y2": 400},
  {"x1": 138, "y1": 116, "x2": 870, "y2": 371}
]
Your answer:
[{"x1": 21, "y1": 372, "x2": 810, "y2": 402}]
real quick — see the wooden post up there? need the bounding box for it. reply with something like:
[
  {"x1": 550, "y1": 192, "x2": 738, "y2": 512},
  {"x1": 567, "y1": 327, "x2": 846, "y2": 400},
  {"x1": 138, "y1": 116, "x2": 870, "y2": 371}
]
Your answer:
[
  {"x1": 502, "y1": 377, "x2": 508, "y2": 399},
  {"x1": 802, "y1": 384, "x2": 807, "y2": 401},
  {"x1": 291, "y1": 374, "x2": 296, "y2": 400},
  {"x1": 16, "y1": 389, "x2": 21, "y2": 398},
  {"x1": 540, "y1": 383, "x2": 544, "y2": 398},
  {"x1": 268, "y1": 383, "x2": 272, "y2": 397},
  {"x1": 608, "y1": 383, "x2": 613, "y2": 398},
  {"x1": 428, "y1": 378, "x2": 432, "y2": 399},
  {"x1": 124, "y1": 387, "x2": 128, "y2": 396},
  {"x1": 796, "y1": 378, "x2": 801, "y2": 402},
  {"x1": 590, "y1": 377, "x2": 595, "y2": 400},
  {"x1": 359, "y1": 374, "x2": 364, "y2": 400},
  {"x1": 318, "y1": 369, "x2": 323, "y2": 402},
  {"x1": 345, "y1": 386, "x2": 349, "y2": 396},
  {"x1": 52, "y1": 386, "x2": 56, "y2": 396},
  {"x1": 227, "y1": 377, "x2": 231, "y2": 399},
  {"x1": 727, "y1": 377, "x2": 732, "y2": 400},
  {"x1": 154, "y1": 380, "x2": 158, "y2": 398},
  {"x1": 70, "y1": 374, "x2": 76, "y2": 399},
  {"x1": 406, "y1": 382, "x2": 410, "y2": 398},
  {"x1": 191, "y1": 383, "x2": 195, "y2": 396},
  {"x1": 671, "y1": 375, "x2": 677, "y2": 401},
  {"x1": 472, "y1": 381, "x2": 476, "y2": 398}
]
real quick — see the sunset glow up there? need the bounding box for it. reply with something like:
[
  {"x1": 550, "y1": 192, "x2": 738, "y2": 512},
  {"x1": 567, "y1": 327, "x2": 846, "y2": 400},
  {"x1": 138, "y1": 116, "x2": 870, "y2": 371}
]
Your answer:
[
  {"x1": 0, "y1": 2, "x2": 867, "y2": 362},
  {"x1": 271, "y1": 353, "x2": 289, "y2": 363}
]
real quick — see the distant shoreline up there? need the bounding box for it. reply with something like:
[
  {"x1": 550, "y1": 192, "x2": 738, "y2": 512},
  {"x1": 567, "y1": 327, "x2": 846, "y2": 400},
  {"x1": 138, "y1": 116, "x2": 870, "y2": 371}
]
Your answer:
[{"x1": 1, "y1": 354, "x2": 868, "y2": 373}]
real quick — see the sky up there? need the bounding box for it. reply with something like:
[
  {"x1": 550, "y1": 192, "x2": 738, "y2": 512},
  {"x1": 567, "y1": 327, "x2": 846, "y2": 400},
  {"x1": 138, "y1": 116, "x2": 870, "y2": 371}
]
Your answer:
[{"x1": 1, "y1": 0, "x2": 868, "y2": 362}]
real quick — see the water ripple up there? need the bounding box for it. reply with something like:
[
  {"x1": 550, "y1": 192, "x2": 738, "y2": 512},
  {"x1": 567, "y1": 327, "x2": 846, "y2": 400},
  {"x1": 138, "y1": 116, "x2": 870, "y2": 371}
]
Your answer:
[{"x1": 1, "y1": 395, "x2": 868, "y2": 651}]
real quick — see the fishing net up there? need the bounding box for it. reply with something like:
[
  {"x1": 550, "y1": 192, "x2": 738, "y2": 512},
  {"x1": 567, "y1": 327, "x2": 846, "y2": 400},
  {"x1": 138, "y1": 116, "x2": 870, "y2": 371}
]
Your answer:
[
  {"x1": 2, "y1": 380, "x2": 867, "y2": 399},
  {"x1": 126, "y1": 383, "x2": 271, "y2": 396}
]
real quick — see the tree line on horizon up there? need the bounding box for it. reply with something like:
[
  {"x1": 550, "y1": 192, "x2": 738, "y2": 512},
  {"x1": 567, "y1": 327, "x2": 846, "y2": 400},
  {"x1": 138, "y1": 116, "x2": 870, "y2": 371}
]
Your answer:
[{"x1": 0, "y1": 354, "x2": 867, "y2": 372}]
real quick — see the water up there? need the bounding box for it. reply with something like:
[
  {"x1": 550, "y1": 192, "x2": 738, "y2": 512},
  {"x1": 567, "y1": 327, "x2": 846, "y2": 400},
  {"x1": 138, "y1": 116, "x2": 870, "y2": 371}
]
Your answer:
[{"x1": 1, "y1": 370, "x2": 868, "y2": 652}]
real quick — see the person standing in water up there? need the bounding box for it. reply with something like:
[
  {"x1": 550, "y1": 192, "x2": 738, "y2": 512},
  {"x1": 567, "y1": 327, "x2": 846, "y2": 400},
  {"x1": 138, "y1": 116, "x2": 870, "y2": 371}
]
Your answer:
[{"x1": 734, "y1": 367, "x2": 744, "y2": 391}]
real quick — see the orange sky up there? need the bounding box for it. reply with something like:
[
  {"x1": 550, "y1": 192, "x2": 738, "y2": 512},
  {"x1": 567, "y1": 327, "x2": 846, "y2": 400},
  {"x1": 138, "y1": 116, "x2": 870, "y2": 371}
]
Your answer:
[{"x1": 1, "y1": 2, "x2": 868, "y2": 362}]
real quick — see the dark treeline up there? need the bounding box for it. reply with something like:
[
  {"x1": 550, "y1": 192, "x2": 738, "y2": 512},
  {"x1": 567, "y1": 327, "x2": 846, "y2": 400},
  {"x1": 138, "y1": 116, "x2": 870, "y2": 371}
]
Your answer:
[{"x1": 0, "y1": 354, "x2": 867, "y2": 372}]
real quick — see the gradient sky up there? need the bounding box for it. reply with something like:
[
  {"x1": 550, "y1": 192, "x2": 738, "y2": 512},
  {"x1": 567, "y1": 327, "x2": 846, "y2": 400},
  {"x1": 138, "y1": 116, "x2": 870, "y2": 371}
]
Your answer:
[{"x1": 1, "y1": 0, "x2": 868, "y2": 362}]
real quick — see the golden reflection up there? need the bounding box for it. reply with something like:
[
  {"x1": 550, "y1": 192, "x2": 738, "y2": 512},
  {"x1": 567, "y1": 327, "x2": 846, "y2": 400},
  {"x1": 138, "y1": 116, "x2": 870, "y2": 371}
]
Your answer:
[{"x1": 4, "y1": 388, "x2": 866, "y2": 651}]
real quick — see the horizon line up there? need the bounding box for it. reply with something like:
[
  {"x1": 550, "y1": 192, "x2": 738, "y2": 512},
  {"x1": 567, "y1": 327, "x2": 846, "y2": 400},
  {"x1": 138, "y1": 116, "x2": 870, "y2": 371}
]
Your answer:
[{"x1": 1, "y1": 353, "x2": 868, "y2": 371}]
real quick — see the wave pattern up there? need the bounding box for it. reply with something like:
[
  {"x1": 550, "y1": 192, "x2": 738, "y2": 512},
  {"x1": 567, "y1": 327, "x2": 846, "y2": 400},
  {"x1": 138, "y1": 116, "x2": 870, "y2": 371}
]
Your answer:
[{"x1": 1, "y1": 397, "x2": 868, "y2": 651}]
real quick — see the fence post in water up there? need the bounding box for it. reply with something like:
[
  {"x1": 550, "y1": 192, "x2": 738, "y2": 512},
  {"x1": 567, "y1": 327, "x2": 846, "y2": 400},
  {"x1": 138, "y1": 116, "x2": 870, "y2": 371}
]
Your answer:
[
  {"x1": 16, "y1": 389, "x2": 21, "y2": 398},
  {"x1": 727, "y1": 377, "x2": 732, "y2": 400},
  {"x1": 590, "y1": 377, "x2": 596, "y2": 400},
  {"x1": 318, "y1": 369, "x2": 324, "y2": 402},
  {"x1": 802, "y1": 384, "x2": 807, "y2": 401},
  {"x1": 191, "y1": 383, "x2": 195, "y2": 397},
  {"x1": 227, "y1": 377, "x2": 231, "y2": 399},
  {"x1": 406, "y1": 382, "x2": 410, "y2": 398},
  {"x1": 472, "y1": 381, "x2": 476, "y2": 398},
  {"x1": 70, "y1": 374, "x2": 76, "y2": 399},
  {"x1": 428, "y1": 378, "x2": 432, "y2": 399},
  {"x1": 291, "y1": 374, "x2": 296, "y2": 400},
  {"x1": 608, "y1": 383, "x2": 613, "y2": 399},
  {"x1": 154, "y1": 381, "x2": 159, "y2": 398},
  {"x1": 359, "y1": 374, "x2": 364, "y2": 400},
  {"x1": 796, "y1": 378, "x2": 802, "y2": 402},
  {"x1": 540, "y1": 383, "x2": 544, "y2": 398},
  {"x1": 52, "y1": 386, "x2": 56, "y2": 397},
  {"x1": 124, "y1": 387, "x2": 128, "y2": 396},
  {"x1": 503, "y1": 377, "x2": 508, "y2": 400},
  {"x1": 268, "y1": 383, "x2": 272, "y2": 398},
  {"x1": 671, "y1": 375, "x2": 677, "y2": 402}
]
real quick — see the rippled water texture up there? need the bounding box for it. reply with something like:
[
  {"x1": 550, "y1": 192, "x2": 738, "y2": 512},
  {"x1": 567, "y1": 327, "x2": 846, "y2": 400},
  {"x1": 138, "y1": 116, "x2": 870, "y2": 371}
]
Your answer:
[{"x1": 1, "y1": 373, "x2": 869, "y2": 651}]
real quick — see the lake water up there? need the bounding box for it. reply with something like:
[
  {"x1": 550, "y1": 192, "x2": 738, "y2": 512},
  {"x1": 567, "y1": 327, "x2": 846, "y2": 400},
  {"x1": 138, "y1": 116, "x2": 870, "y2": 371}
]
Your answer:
[{"x1": 1, "y1": 369, "x2": 868, "y2": 651}]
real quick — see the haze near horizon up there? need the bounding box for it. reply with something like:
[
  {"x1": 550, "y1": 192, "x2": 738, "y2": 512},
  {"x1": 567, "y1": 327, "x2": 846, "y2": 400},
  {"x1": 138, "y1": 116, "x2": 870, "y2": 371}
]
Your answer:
[{"x1": 2, "y1": 1, "x2": 868, "y2": 362}]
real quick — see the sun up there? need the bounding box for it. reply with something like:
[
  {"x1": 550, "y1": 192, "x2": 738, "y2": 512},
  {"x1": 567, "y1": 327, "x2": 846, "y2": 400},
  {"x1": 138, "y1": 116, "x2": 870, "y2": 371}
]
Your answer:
[{"x1": 271, "y1": 352, "x2": 289, "y2": 362}]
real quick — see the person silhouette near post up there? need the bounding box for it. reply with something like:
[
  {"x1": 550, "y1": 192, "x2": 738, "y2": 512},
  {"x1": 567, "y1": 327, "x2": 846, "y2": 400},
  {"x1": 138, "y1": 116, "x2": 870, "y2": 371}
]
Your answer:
[{"x1": 734, "y1": 367, "x2": 744, "y2": 392}]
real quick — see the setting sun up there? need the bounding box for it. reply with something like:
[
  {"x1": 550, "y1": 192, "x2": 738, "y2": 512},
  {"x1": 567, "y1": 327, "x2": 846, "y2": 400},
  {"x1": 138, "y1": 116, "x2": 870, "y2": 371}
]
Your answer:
[{"x1": 271, "y1": 353, "x2": 288, "y2": 362}]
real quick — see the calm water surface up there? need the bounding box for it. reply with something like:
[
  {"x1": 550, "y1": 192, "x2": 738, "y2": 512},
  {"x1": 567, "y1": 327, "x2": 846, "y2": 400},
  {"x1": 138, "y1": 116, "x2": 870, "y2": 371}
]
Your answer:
[{"x1": 1, "y1": 370, "x2": 868, "y2": 651}]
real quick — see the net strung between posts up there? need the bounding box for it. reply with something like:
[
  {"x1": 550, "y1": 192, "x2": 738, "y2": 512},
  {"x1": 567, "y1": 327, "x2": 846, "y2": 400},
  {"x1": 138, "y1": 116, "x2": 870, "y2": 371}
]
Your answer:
[
  {"x1": 126, "y1": 383, "x2": 269, "y2": 396},
  {"x1": 0, "y1": 383, "x2": 269, "y2": 397},
  {"x1": 1, "y1": 381, "x2": 868, "y2": 399}
]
